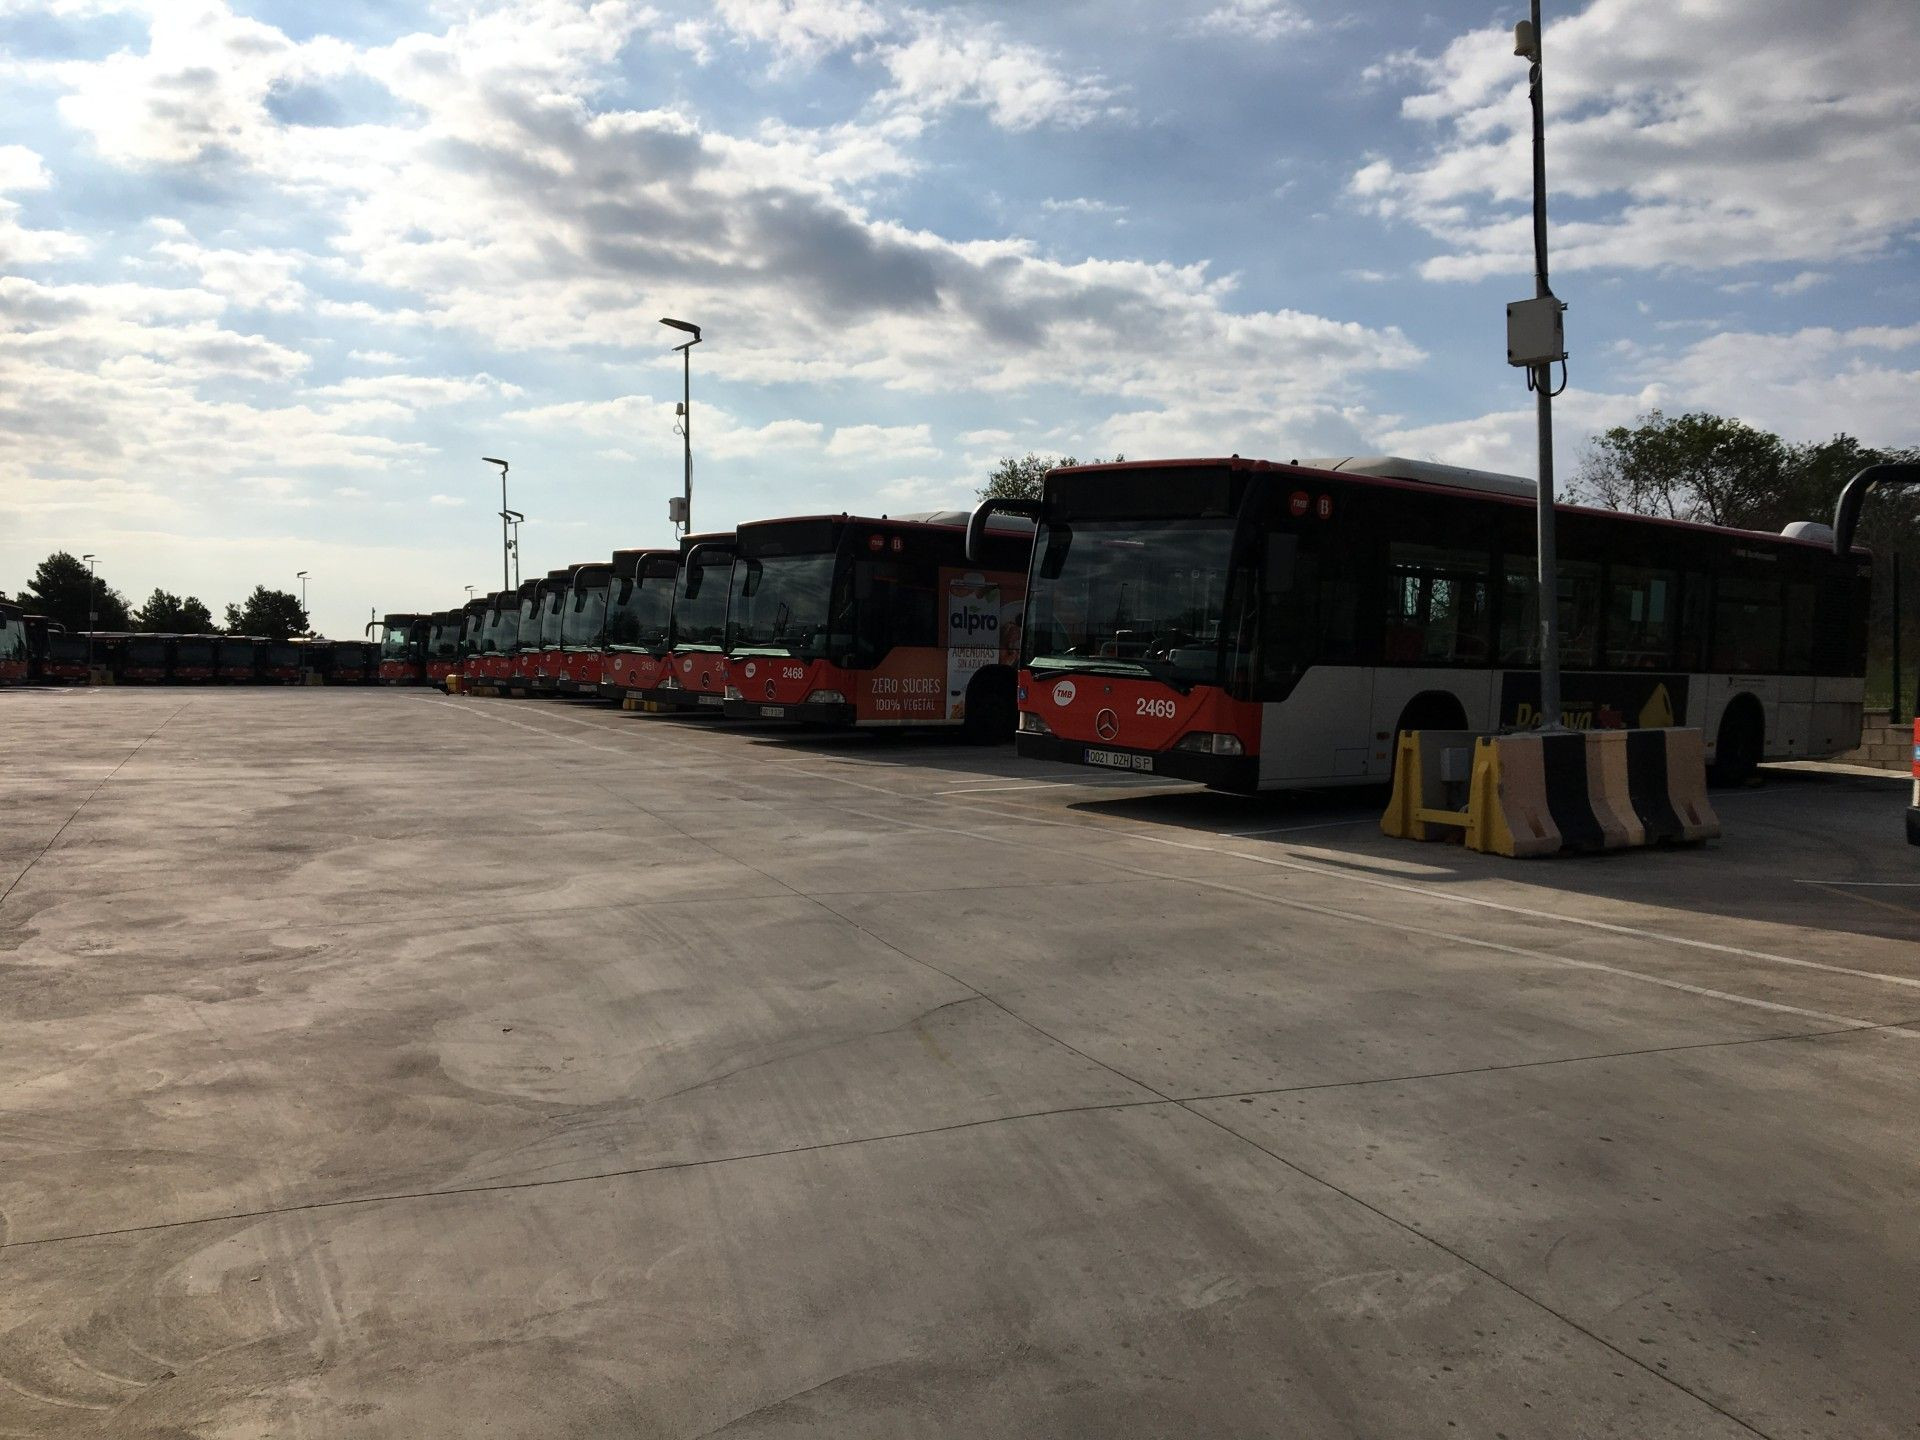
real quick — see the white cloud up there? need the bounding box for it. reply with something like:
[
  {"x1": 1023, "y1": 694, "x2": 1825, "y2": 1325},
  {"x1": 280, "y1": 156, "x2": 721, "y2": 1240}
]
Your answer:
[
  {"x1": 1356, "y1": 0, "x2": 1920, "y2": 281},
  {"x1": 825, "y1": 422, "x2": 937, "y2": 460},
  {"x1": 1042, "y1": 196, "x2": 1125, "y2": 217},
  {"x1": 428, "y1": 493, "x2": 465, "y2": 506},
  {"x1": 347, "y1": 349, "x2": 405, "y2": 365},
  {"x1": 1772, "y1": 271, "x2": 1829, "y2": 296},
  {"x1": 1190, "y1": 1, "x2": 1313, "y2": 43},
  {"x1": 874, "y1": 16, "x2": 1117, "y2": 131},
  {"x1": 713, "y1": 0, "x2": 886, "y2": 62}
]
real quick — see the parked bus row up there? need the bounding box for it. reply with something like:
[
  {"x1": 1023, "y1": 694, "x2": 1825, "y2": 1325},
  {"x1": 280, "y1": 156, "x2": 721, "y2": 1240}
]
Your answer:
[
  {"x1": 0, "y1": 614, "x2": 379, "y2": 687},
  {"x1": 374, "y1": 458, "x2": 1870, "y2": 786}
]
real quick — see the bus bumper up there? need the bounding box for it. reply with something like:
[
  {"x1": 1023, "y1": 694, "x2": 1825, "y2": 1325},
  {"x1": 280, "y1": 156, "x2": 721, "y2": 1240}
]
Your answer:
[
  {"x1": 1015, "y1": 733, "x2": 1259, "y2": 794},
  {"x1": 723, "y1": 698, "x2": 856, "y2": 726}
]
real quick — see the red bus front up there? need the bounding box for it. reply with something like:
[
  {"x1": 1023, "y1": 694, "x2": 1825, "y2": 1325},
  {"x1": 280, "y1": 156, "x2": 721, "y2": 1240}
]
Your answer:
[
  {"x1": 647, "y1": 648, "x2": 730, "y2": 711},
  {"x1": 600, "y1": 548, "x2": 680, "y2": 700},
  {"x1": 636, "y1": 536, "x2": 733, "y2": 711},
  {"x1": 1015, "y1": 668, "x2": 1259, "y2": 789}
]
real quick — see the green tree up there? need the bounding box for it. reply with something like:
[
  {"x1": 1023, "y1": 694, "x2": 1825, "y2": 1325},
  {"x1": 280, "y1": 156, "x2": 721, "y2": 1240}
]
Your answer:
[
  {"x1": 978, "y1": 452, "x2": 1122, "y2": 502},
  {"x1": 18, "y1": 551, "x2": 131, "y2": 631},
  {"x1": 225, "y1": 586, "x2": 310, "y2": 640},
  {"x1": 1575, "y1": 411, "x2": 1790, "y2": 528},
  {"x1": 134, "y1": 588, "x2": 216, "y2": 633}
]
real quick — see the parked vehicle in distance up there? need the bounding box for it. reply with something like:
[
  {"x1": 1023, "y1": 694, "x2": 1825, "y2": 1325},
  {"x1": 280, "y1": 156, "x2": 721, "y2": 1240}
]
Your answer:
[
  {"x1": 424, "y1": 610, "x2": 466, "y2": 690},
  {"x1": 453, "y1": 597, "x2": 490, "y2": 688},
  {"x1": 376, "y1": 613, "x2": 429, "y2": 684},
  {"x1": 601, "y1": 548, "x2": 680, "y2": 701},
  {"x1": 637, "y1": 532, "x2": 735, "y2": 713},
  {"x1": 556, "y1": 562, "x2": 611, "y2": 695},
  {"x1": 21, "y1": 614, "x2": 59, "y2": 681},
  {"x1": 0, "y1": 601, "x2": 28, "y2": 685},
  {"x1": 503, "y1": 578, "x2": 544, "y2": 695},
  {"x1": 256, "y1": 640, "x2": 300, "y2": 684},
  {"x1": 327, "y1": 639, "x2": 375, "y2": 684},
  {"x1": 214, "y1": 636, "x2": 262, "y2": 683},
  {"x1": 40, "y1": 631, "x2": 91, "y2": 683},
  {"x1": 721, "y1": 511, "x2": 1032, "y2": 740},
  {"x1": 120, "y1": 633, "x2": 172, "y2": 683},
  {"x1": 529, "y1": 569, "x2": 572, "y2": 696},
  {"x1": 172, "y1": 634, "x2": 217, "y2": 683},
  {"x1": 973, "y1": 454, "x2": 1872, "y2": 792}
]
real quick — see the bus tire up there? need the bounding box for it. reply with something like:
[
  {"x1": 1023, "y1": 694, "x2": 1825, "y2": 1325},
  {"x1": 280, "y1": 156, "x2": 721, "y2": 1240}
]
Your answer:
[
  {"x1": 962, "y1": 668, "x2": 1017, "y2": 745},
  {"x1": 1386, "y1": 691, "x2": 1470, "y2": 786},
  {"x1": 1711, "y1": 695, "x2": 1764, "y2": 785}
]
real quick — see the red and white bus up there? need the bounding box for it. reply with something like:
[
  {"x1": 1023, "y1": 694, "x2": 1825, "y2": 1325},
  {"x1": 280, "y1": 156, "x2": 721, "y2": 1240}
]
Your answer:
[
  {"x1": 376, "y1": 613, "x2": 430, "y2": 684},
  {"x1": 599, "y1": 548, "x2": 680, "y2": 701},
  {"x1": 502, "y1": 579, "x2": 545, "y2": 695},
  {"x1": 461, "y1": 590, "x2": 513, "y2": 692},
  {"x1": 0, "y1": 602, "x2": 27, "y2": 685},
  {"x1": 527, "y1": 570, "x2": 573, "y2": 696},
  {"x1": 636, "y1": 532, "x2": 735, "y2": 712},
  {"x1": 424, "y1": 609, "x2": 466, "y2": 690},
  {"x1": 972, "y1": 455, "x2": 1870, "y2": 792},
  {"x1": 720, "y1": 511, "x2": 1031, "y2": 738},
  {"x1": 554, "y1": 562, "x2": 611, "y2": 695},
  {"x1": 39, "y1": 630, "x2": 90, "y2": 683}
]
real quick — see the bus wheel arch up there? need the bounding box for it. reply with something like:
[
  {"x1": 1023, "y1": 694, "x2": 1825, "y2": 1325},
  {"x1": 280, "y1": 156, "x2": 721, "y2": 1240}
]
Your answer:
[
  {"x1": 961, "y1": 666, "x2": 1018, "y2": 744},
  {"x1": 1712, "y1": 693, "x2": 1765, "y2": 784},
  {"x1": 1386, "y1": 690, "x2": 1470, "y2": 783}
]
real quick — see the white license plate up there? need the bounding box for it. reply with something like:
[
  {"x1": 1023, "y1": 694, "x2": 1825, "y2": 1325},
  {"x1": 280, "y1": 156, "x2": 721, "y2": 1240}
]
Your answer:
[
  {"x1": 1085, "y1": 748, "x2": 1153, "y2": 772},
  {"x1": 697, "y1": 694, "x2": 722, "y2": 706},
  {"x1": 760, "y1": 705, "x2": 785, "y2": 718}
]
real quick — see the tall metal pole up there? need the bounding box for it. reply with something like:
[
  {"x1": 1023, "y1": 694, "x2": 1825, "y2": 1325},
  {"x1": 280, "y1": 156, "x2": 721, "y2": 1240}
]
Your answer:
[
  {"x1": 83, "y1": 553, "x2": 97, "y2": 683},
  {"x1": 1893, "y1": 553, "x2": 1904, "y2": 726},
  {"x1": 1525, "y1": 0, "x2": 1563, "y2": 731},
  {"x1": 681, "y1": 341, "x2": 693, "y2": 536},
  {"x1": 484, "y1": 457, "x2": 511, "y2": 590}
]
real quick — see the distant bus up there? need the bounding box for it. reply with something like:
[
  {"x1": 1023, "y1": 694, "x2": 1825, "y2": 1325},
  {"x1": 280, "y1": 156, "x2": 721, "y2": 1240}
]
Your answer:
[
  {"x1": 972, "y1": 455, "x2": 1870, "y2": 792},
  {"x1": 721, "y1": 510, "x2": 1031, "y2": 738},
  {"x1": 555, "y1": 561, "x2": 611, "y2": 695},
  {"x1": 215, "y1": 636, "x2": 262, "y2": 683},
  {"x1": 324, "y1": 639, "x2": 375, "y2": 684},
  {"x1": 121, "y1": 633, "x2": 171, "y2": 683},
  {"x1": 261, "y1": 640, "x2": 302, "y2": 684},
  {"x1": 0, "y1": 601, "x2": 26, "y2": 685},
  {"x1": 504, "y1": 578, "x2": 545, "y2": 694},
  {"x1": 41, "y1": 631, "x2": 90, "y2": 683},
  {"x1": 453, "y1": 597, "x2": 490, "y2": 685},
  {"x1": 376, "y1": 613, "x2": 429, "y2": 684},
  {"x1": 528, "y1": 569, "x2": 573, "y2": 696},
  {"x1": 21, "y1": 614, "x2": 58, "y2": 681},
  {"x1": 425, "y1": 609, "x2": 466, "y2": 689},
  {"x1": 172, "y1": 635, "x2": 216, "y2": 682},
  {"x1": 600, "y1": 548, "x2": 680, "y2": 701},
  {"x1": 461, "y1": 590, "x2": 515, "y2": 692},
  {"x1": 636, "y1": 532, "x2": 734, "y2": 712}
]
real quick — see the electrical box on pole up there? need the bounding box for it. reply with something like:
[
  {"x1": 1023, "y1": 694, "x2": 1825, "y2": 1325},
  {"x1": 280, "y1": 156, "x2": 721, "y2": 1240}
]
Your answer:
[
  {"x1": 667, "y1": 496, "x2": 688, "y2": 527},
  {"x1": 1506, "y1": 296, "x2": 1566, "y2": 367}
]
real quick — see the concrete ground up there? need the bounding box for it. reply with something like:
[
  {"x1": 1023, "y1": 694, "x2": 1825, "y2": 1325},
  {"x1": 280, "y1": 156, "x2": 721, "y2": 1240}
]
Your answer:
[{"x1": 2, "y1": 687, "x2": 1916, "y2": 1439}]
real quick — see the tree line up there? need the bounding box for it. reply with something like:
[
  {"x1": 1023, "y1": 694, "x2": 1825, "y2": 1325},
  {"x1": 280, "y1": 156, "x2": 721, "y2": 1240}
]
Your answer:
[{"x1": 1, "y1": 552, "x2": 314, "y2": 641}]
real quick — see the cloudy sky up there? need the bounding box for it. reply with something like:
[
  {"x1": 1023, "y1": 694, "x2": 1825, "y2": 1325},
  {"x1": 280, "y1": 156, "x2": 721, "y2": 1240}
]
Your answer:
[{"x1": 3, "y1": 0, "x2": 1917, "y2": 637}]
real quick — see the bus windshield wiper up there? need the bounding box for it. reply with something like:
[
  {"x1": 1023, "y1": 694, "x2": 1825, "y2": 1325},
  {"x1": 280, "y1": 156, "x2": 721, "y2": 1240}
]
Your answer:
[{"x1": 1030, "y1": 656, "x2": 1195, "y2": 695}]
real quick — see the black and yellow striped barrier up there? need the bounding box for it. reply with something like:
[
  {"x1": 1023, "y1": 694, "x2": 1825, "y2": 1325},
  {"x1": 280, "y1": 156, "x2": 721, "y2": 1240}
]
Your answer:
[{"x1": 1385, "y1": 728, "x2": 1719, "y2": 857}]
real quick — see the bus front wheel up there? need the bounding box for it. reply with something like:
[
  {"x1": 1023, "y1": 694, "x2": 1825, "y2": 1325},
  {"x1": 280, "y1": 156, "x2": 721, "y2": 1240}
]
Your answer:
[
  {"x1": 1711, "y1": 697, "x2": 1764, "y2": 785},
  {"x1": 962, "y1": 669, "x2": 1017, "y2": 745}
]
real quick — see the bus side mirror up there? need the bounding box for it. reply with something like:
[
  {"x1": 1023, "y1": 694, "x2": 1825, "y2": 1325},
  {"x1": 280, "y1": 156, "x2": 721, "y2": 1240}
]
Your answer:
[{"x1": 1039, "y1": 526, "x2": 1072, "y2": 580}]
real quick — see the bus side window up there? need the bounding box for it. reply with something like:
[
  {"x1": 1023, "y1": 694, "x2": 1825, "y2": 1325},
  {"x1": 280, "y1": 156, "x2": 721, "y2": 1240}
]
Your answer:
[
  {"x1": 1386, "y1": 541, "x2": 1491, "y2": 665},
  {"x1": 1677, "y1": 572, "x2": 1710, "y2": 670},
  {"x1": 1782, "y1": 580, "x2": 1817, "y2": 673},
  {"x1": 1603, "y1": 566, "x2": 1677, "y2": 668},
  {"x1": 1501, "y1": 558, "x2": 1600, "y2": 667},
  {"x1": 1712, "y1": 573, "x2": 1783, "y2": 672}
]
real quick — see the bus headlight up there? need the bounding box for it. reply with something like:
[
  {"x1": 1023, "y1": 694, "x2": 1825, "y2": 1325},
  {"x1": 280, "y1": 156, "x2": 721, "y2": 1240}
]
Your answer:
[
  {"x1": 1018, "y1": 710, "x2": 1053, "y2": 736},
  {"x1": 1173, "y1": 731, "x2": 1245, "y2": 757},
  {"x1": 723, "y1": 685, "x2": 742, "y2": 700},
  {"x1": 805, "y1": 689, "x2": 846, "y2": 704}
]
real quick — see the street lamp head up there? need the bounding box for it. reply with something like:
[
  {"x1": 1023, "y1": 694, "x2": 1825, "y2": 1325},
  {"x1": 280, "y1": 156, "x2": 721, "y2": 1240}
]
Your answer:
[
  {"x1": 297, "y1": 570, "x2": 309, "y2": 579},
  {"x1": 482, "y1": 456, "x2": 509, "y2": 472},
  {"x1": 659, "y1": 317, "x2": 701, "y2": 341}
]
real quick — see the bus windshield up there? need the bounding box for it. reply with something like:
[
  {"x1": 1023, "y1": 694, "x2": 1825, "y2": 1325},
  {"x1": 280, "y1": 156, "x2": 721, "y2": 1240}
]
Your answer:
[
  {"x1": 128, "y1": 637, "x2": 166, "y2": 663},
  {"x1": 606, "y1": 574, "x2": 673, "y2": 650},
  {"x1": 1024, "y1": 518, "x2": 1237, "y2": 688},
  {"x1": 672, "y1": 558, "x2": 732, "y2": 648},
  {"x1": 48, "y1": 634, "x2": 87, "y2": 662},
  {"x1": 727, "y1": 551, "x2": 845, "y2": 658},
  {"x1": 514, "y1": 600, "x2": 539, "y2": 651},
  {"x1": 175, "y1": 639, "x2": 214, "y2": 665},
  {"x1": 381, "y1": 628, "x2": 414, "y2": 659},
  {"x1": 538, "y1": 592, "x2": 565, "y2": 647},
  {"x1": 562, "y1": 587, "x2": 607, "y2": 648},
  {"x1": 428, "y1": 622, "x2": 461, "y2": 659}
]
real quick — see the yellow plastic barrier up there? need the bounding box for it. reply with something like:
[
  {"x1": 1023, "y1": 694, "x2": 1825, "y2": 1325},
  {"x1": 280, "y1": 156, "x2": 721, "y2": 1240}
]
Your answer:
[
  {"x1": 446, "y1": 674, "x2": 464, "y2": 695},
  {"x1": 1389, "y1": 728, "x2": 1719, "y2": 858}
]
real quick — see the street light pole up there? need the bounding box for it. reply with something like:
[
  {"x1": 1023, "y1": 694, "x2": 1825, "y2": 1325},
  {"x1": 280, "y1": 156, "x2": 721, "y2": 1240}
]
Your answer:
[
  {"x1": 484, "y1": 457, "x2": 511, "y2": 591},
  {"x1": 82, "y1": 553, "x2": 97, "y2": 683},
  {"x1": 296, "y1": 570, "x2": 309, "y2": 621},
  {"x1": 660, "y1": 318, "x2": 702, "y2": 536},
  {"x1": 1510, "y1": 3, "x2": 1568, "y2": 731}
]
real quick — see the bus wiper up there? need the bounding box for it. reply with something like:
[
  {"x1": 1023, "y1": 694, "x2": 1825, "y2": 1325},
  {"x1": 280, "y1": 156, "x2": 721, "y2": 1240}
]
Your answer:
[{"x1": 1031, "y1": 656, "x2": 1194, "y2": 695}]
